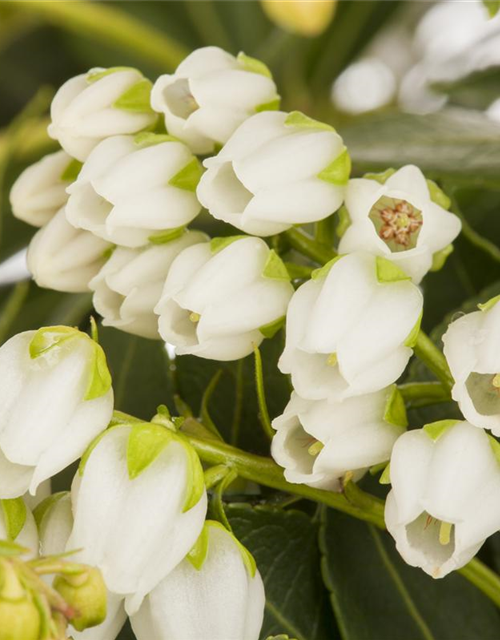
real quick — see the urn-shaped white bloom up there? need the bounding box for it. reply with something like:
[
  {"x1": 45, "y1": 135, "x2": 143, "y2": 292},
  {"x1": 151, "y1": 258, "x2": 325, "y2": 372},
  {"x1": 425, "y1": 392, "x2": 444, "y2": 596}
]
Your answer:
[
  {"x1": 0, "y1": 327, "x2": 113, "y2": 499},
  {"x1": 338, "y1": 166, "x2": 461, "y2": 284},
  {"x1": 10, "y1": 150, "x2": 80, "y2": 227},
  {"x1": 36, "y1": 492, "x2": 127, "y2": 640},
  {"x1": 197, "y1": 111, "x2": 350, "y2": 236},
  {"x1": 0, "y1": 498, "x2": 38, "y2": 557},
  {"x1": 131, "y1": 521, "x2": 265, "y2": 640},
  {"x1": 271, "y1": 386, "x2": 406, "y2": 490},
  {"x1": 443, "y1": 296, "x2": 500, "y2": 435},
  {"x1": 279, "y1": 252, "x2": 423, "y2": 402},
  {"x1": 155, "y1": 236, "x2": 294, "y2": 361},
  {"x1": 90, "y1": 231, "x2": 208, "y2": 340},
  {"x1": 66, "y1": 134, "x2": 203, "y2": 248},
  {"x1": 27, "y1": 207, "x2": 110, "y2": 293},
  {"x1": 67, "y1": 421, "x2": 207, "y2": 614},
  {"x1": 385, "y1": 419, "x2": 500, "y2": 578},
  {"x1": 151, "y1": 46, "x2": 280, "y2": 154},
  {"x1": 48, "y1": 67, "x2": 157, "y2": 161}
]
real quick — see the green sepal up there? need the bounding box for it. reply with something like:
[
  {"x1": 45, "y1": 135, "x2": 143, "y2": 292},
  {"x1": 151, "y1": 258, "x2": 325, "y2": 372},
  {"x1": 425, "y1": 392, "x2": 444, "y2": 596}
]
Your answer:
[
  {"x1": 178, "y1": 434, "x2": 205, "y2": 512},
  {"x1": 1, "y1": 499, "x2": 27, "y2": 541},
  {"x1": 60, "y1": 159, "x2": 83, "y2": 183},
  {"x1": 478, "y1": 294, "x2": 500, "y2": 312},
  {"x1": 262, "y1": 250, "x2": 290, "y2": 281},
  {"x1": 134, "y1": 132, "x2": 181, "y2": 147},
  {"x1": 336, "y1": 205, "x2": 351, "y2": 238},
  {"x1": 114, "y1": 79, "x2": 155, "y2": 113},
  {"x1": 148, "y1": 227, "x2": 186, "y2": 245},
  {"x1": 255, "y1": 97, "x2": 281, "y2": 113},
  {"x1": 186, "y1": 522, "x2": 210, "y2": 570},
  {"x1": 237, "y1": 52, "x2": 273, "y2": 78},
  {"x1": 29, "y1": 326, "x2": 78, "y2": 359},
  {"x1": 379, "y1": 462, "x2": 391, "y2": 485},
  {"x1": 0, "y1": 540, "x2": 27, "y2": 557},
  {"x1": 426, "y1": 179, "x2": 451, "y2": 210},
  {"x1": 404, "y1": 311, "x2": 422, "y2": 348},
  {"x1": 87, "y1": 66, "x2": 133, "y2": 84},
  {"x1": 363, "y1": 168, "x2": 395, "y2": 184},
  {"x1": 169, "y1": 157, "x2": 203, "y2": 192},
  {"x1": 369, "y1": 461, "x2": 388, "y2": 476},
  {"x1": 84, "y1": 341, "x2": 112, "y2": 401},
  {"x1": 485, "y1": 0, "x2": 500, "y2": 17},
  {"x1": 375, "y1": 256, "x2": 411, "y2": 283},
  {"x1": 210, "y1": 235, "x2": 247, "y2": 255},
  {"x1": 317, "y1": 148, "x2": 351, "y2": 186},
  {"x1": 383, "y1": 385, "x2": 408, "y2": 428},
  {"x1": 33, "y1": 492, "x2": 68, "y2": 530},
  {"x1": 423, "y1": 419, "x2": 460, "y2": 441},
  {"x1": 102, "y1": 245, "x2": 116, "y2": 260},
  {"x1": 284, "y1": 111, "x2": 334, "y2": 132},
  {"x1": 126, "y1": 422, "x2": 175, "y2": 480},
  {"x1": 488, "y1": 435, "x2": 500, "y2": 466},
  {"x1": 311, "y1": 255, "x2": 343, "y2": 280},
  {"x1": 430, "y1": 244, "x2": 454, "y2": 272},
  {"x1": 259, "y1": 316, "x2": 285, "y2": 339},
  {"x1": 267, "y1": 636, "x2": 298, "y2": 640}
]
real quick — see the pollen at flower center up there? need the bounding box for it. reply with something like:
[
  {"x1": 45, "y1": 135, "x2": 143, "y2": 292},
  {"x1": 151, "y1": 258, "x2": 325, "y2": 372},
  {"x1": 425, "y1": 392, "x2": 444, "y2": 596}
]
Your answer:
[{"x1": 369, "y1": 196, "x2": 423, "y2": 252}]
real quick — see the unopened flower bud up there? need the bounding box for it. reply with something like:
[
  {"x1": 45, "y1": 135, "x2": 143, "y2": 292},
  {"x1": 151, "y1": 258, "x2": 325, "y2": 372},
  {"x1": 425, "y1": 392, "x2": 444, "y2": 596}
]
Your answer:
[
  {"x1": 0, "y1": 326, "x2": 113, "y2": 498},
  {"x1": 10, "y1": 150, "x2": 80, "y2": 227},
  {"x1": 262, "y1": 0, "x2": 337, "y2": 36},
  {"x1": 53, "y1": 567, "x2": 107, "y2": 631},
  {"x1": 48, "y1": 67, "x2": 157, "y2": 161},
  {"x1": 155, "y1": 236, "x2": 294, "y2": 361},
  {"x1": 151, "y1": 46, "x2": 280, "y2": 154},
  {"x1": 66, "y1": 134, "x2": 203, "y2": 247},
  {"x1": 197, "y1": 110, "x2": 349, "y2": 236},
  {"x1": 27, "y1": 207, "x2": 111, "y2": 293},
  {"x1": 0, "y1": 561, "x2": 40, "y2": 640}
]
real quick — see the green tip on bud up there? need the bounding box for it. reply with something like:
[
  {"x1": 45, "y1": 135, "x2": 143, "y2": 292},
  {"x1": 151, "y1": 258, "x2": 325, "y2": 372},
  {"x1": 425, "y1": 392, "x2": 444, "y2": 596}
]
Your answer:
[
  {"x1": 0, "y1": 561, "x2": 40, "y2": 640},
  {"x1": 53, "y1": 567, "x2": 107, "y2": 632}
]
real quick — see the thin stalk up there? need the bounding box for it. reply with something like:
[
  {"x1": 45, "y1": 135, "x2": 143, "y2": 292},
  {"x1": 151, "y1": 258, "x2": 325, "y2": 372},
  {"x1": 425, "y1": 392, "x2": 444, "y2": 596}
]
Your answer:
[
  {"x1": 459, "y1": 560, "x2": 500, "y2": 609},
  {"x1": 314, "y1": 217, "x2": 335, "y2": 247},
  {"x1": 284, "y1": 227, "x2": 336, "y2": 265},
  {"x1": 414, "y1": 331, "x2": 454, "y2": 391},
  {"x1": 254, "y1": 346, "x2": 274, "y2": 441},
  {"x1": 398, "y1": 381, "x2": 451, "y2": 408},
  {"x1": 11, "y1": 1, "x2": 188, "y2": 70}
]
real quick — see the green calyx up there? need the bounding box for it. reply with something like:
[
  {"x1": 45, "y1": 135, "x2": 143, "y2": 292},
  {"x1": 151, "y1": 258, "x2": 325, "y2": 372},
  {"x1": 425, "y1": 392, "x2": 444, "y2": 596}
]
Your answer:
[
  {"x1": 488, "y1": 436, "x2": 500, "y2": 467},
  {"x1": 375, "y1": 256, "x2": 411, "y2": 283},
  {"x1": 284, "y1": 111, "x2": 334, "y2": 132},
  {"x1": 383, "y1": 385, "x2": 408, "y2": 428},
  {"x1": 255, "y1": 97, "x2": 281, "y2": 113},
  {"x1": 237, "y1": 52, "x2": 273, "y2": 79},
  {"x1": 86, "y1": 66, "x2": 134, "y2": 84},
  {"x1": 379, "y1": 462, "x2": 391, "y2": 485},
  {"x1": 209, "y1": 235, "x2": 247, "y2": 255},
  {"x1": 262, "y1": 250, "x2": 290, "y2": 282},
  {"x1": 29, "y1": 326, "x2": 112, "y2": 402},
  {"x1": 478, "y1": 294, "x2": 500, "y2": 313},
  {"x1": 423, "y1": 419, "x2": 460, "y2": 441},
  {"x1": 363, "y1": 168, "x2": 396, "y2": 184},
  {"x1": 169, "y1": 157, "x2": 204, "y2": 192},
  {"x1": 426, "y1": 179, "x2": 451, "y2": 210},
  {"x1": 404, "y1": 311, "x2": 423, "y2": 348},
  {"x1": 148, "y1": 226, "x2": 186, "y2": 245},
  {"x1": 317, "y1": 147, "x2": 351, "y2": 186},
  {"x1": 114, "y1": 78, "x2": 155, "y2": 114},
  {"x1": 60, "y1": 158, "x2": 83, "y2": 183},
  {"x1": 336, "y1": 205, "x2": 351, "y2": 238},
  {"x1": 53, "y1": 568, "x2": 107, "y2": 632},
  {"x1": 430, "y1": 244, "x2": 454, "y2": 272},
  {"x1": 311, "y1": 255, "x2": 343, "y2": 280},
  {"x1": 186, "y1": 521, "x2": 257, "y2": 578},
  {"x1": 259, "y1": 316, "x2": 285, "y2": 339},
  {"x1": 1, "y1": 499, "x2": 27, "y2": 541},
  {"x1": 134, "y1": 131, "x2": 181, "y2": 147}
]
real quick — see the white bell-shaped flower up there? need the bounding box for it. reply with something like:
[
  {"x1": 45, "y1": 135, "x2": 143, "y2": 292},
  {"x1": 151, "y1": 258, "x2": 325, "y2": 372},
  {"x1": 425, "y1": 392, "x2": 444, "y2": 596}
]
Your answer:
[
  {"x1": 67, "y1": 420, "x2": 207, "y2": 614},
  {"x1": 48, "y1": 67, "x2": 157, "y2": 161},
  {"x1": 36, "y1": 492, "x2": 127, "y2": 640},
  {"x1": 66, "y1": 134, "x2": 203, "y2": 248},
  {"x1": 27, "y1": 207, "x2": 110, "y2": 293},
  {"x1": 338, "y1": 166, "x2": 461, "y2": 284},
  {"x1": 0, "y1": 326, "x2": 113, "y2": 498},
  {"x1": 271, "y1": 386, "x2": 406, "y2": 490},
  {"x1": 151, "y1": 46, "x2": 280, "y2": 154},
  {"x1": 90, "y1": 230, "x2": 208, "y2": 340},
  {"x1": 131, "y1": 521, "x2": 265, "y2": 640},
  {"x1": 197, "y1": 110, "x2": 349, "y2": 236},
  {"x1": 155, "y1": 236, "x2": 294, "y2": 361},
  {"x1": 443, "y1": 295, "x2": 500, "y2": 435},
  {"x1": 10, "y1": 150, "x2": 81, "y2": 227},
  {"x1": 0, "y1": 498, "x2": 38, "y2": 557},
  {"x1": 279, "y1": 252, "x2": 423, "y2": 402},
  {"x1": 385, "y1": 419, "x2": 500, "y2": 578}
]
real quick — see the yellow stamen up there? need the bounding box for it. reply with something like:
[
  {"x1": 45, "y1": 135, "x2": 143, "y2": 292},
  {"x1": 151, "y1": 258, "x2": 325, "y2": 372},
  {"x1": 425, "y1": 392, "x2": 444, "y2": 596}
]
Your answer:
[
  {"x1": 327, "y1": 353, "x2": 338, "y2": 367},
  {"x1": 439, "y1": 521, "x2": 453, "y2": 546},
  {"x1": 308, "y1": 441, "x2": 324, "y2": 456},
  {"x1": 189, "y1": 312, "x2": 200, "y2": 323}
]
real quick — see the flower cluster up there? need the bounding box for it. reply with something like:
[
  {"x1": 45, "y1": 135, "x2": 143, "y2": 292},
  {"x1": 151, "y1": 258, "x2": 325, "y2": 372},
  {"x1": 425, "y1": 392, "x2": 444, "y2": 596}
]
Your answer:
[{"x1": 9, "y1": 41, "x2": 500, "y2": 635}]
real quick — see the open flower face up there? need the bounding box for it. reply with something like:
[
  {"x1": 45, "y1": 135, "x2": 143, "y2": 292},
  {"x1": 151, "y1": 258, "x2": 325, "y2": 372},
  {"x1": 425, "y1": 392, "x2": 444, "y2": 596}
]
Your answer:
[
  {"x1": 443, "y1": 296, "x2": 500, "y2": 435},
  {"x1": 338, "y1": 166, "x2": 461, "y2": 283},
  {"x1": 279, "y1": 252, "x2": 423, "y2": 402},
  {"x1": 385, "y1": 420, "x2": 500, "y2": 578},
  {"x1": 197, "y1": 110, "x2": 349, "y2": 237},
  {"x1": 151, "y1": 46, "x2": 280, "y2": 154}
]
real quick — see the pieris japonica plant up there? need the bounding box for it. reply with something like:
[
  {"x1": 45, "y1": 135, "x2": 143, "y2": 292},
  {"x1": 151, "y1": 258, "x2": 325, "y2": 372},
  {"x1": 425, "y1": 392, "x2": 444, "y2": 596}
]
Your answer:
[{"x1": 3, "y1": 32, "x2": 500, "y2": 640}]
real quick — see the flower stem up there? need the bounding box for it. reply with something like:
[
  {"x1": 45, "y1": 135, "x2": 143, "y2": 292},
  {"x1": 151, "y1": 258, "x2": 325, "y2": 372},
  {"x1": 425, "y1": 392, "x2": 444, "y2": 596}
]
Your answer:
[
  {"x1": 398, "y1": 381, "x2": 451, "y2": 408},
  {"x1": 459, "y1": 559, "x2": 500, "y2": 609},
  {"x1": 13, "y1": 1, "x2": 189, "y2": 70},
  {"x1": 283, "y1": 228, "x2": 337, "y2": 265},
  {"x1": 253, "y1": 346, "x2": 274, "y2": 441},
  {"x1": 414, "y1": 331, "x2": 454, "y2": 391}
]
